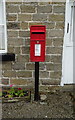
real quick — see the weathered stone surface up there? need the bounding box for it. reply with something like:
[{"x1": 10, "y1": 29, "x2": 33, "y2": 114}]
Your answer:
[
  {"x1": 46, "y1": 63, "x2": 54, "y2": 71},
  {"x1": 53, "y1": 38, "x2": 63, "y2": 47},
  {"x1": 56, "y1": 22, "x2": 64, "y2": 29},
  {"x1": 20, "y1": 22, "x2": 28, "y2": 29},
  {"x1": 8, "y1": 47, "x2": 14, "y2": 53},
  {"x1": 40, "y1": 71, "x2": 49, "y2": 78},
  {"x1": 46, "y1": 22, "x2": 55, "y2": 29},
  {"x1": 7, "y1": 22, "x2": 20, "y2": 29},
  {"x1": 10, "y1": 79, "x2": 33, "y2": 85},
  {"x1": 53, "y1": 6, "x2": 65, "y2": 13},
  {"x1": 50, "y1": 71, "x2": 61, "y2": 79},
  {"x1": 17, "y1": 55, "x2": 29, "y2": 62},
  {"x1": 7, "y1": 14, "x2": 17, "y2": 21},
  {"x1": 3, "y1": 71, "x2": 16, "y2": 77},
  {"x1": 19, "y1": 31, "x2": 30, "y2": 37},
  {"x1": 45, "y1": 55, "x2": 51, "y2": 62},
  {"x1": 46, "y1": 38, "x2": 52, "y2": 46},
  {"x1": 39, "y1": 63, "x2": 46, "y2": 70},
  {"x1": 20, "y1": 5, "x2": 35, "y2": 13},
  {"x1": 2, "y1": 62, "x2": 12, "y2": 70},
  {"x1": 16, "y1": 71, "x2": 32, "y2": 78},
  {"x1": 7, "y1": 31, "x2": 18, "y2": 37},
  {"x1": 51, "y1": 55, "x2": 62, "y2": 63},
  {"x1": 39, "y1": 85, "x2": 49, "y2": 92},
  {"x1": 8, "y1": 38, "x2": 23, "y2": 46},
  {"x1": 21, "y1": 46, "x2": 30, "y2": 54},
  {"x1": 12, "y1": 62, "x2": 25, "y2": 70},
  {"x1": 41, "y1": 79, "x2": 60, "y2": 85},
  {"x1": 25, "y1": 38, "x2": 30, "y2": 46},
  {"x1": 4, "y1": 2, "x2": 65, "y2": 88},
  {"x1": 46, "y1": 63, "x2": 61, "y2": 71},
  {"x1": 14, "y1": 47, "x2": 20, "y2": 54},
  {"x1": 54, "y1": 64, "x2": 62, "y2": 71},
  {"x1": 25, "y1": 63, "x2": 35, "y2": 70},
  {"x1": 6, "y1": 5, "x2": 20, "y2": 13},
  {"x1": 46, "y1": 47, "x2": 62, "y2": 54},
  {"x1": 48, "y1": 30, "x2": 64, "y2": 37},
  {"x1": 37, "y1": 5, "x2": 52, "y2": 13},
  {"x1": 32, "y1": 14, "x2": 47, "y2": 21},
  {"x1": 29, "y1": 22, "x2": 44, "y2": 27},
  {"x1": 18, "y1": 14, "x2": 32, "y2": 21},
  {"x1": 49, "y1": 14, "x2": 64, "y2": 21}
]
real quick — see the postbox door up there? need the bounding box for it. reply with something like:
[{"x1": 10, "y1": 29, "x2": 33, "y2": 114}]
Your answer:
[{"x1": 30, "y1": 41, "x2": 45, "y2": 62}]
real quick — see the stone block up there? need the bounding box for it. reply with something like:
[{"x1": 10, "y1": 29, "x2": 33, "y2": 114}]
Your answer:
[
  {"x1": 53, "y1": 6, "x2": 65, "y2": 13},
  {"x1": 49, "y1": 14, "x2": 64, "y2": 22},
  {"x1": 8, "y1": 38, "x2": 23, "y2": 46},
  {"x1": 18, "y1": 14, "x2": 32, "y2": 21},
  {"x1": 54, "y1": 64, "x2": 62, "y2": 71},
  {"x1": 46, "y1": 22, "x2": 55, "y2": 29},
  {"x1": 6, "y1": 5, "x2": 20, "y2": 13},
  {"x1": 32, "y1": 14, "x2": 47, "y2": 21},
  {"x1": 20, "y1": 5, "x2": 35, "y2": 13},
  {"x1": 3, "y1": 71, "x2": 16, "y2": 77},
  {"x1": 29, "y1": 22, "x2": 55, "y2": 29},
  {"x1": 16, "y1": 71, "x2": 32, "y2": 78},
  {"x1": 39, "y1": 85, "x2": 49, "y2": 93},
  {"x1": 37, "y1": 5, "x2": 52, "y2": 13},
  {"x1": 51, "y1": 55, "x2": 62, "y2": 63},
  {"x1": 14, "y1": 47, "x2": 20, "y2": 54},
  {"x1": 7, "y1": 22, "x2": 20, "y2": 29},
  {"x1": 19, "y1": 31, "x2": 30, "y2": 37},
  {"x1": 56, "y1": 22, "x2": 64, "y2": 29},
  {"x1": 50, "y1": 71, "x2": 61, "y2": 79},
  {"x1": 8, "y1": 47, "x2": 15, "y2": 53},
  {"x1": 7, "y1": 14, "x2": 17, "y2": 21},
  {"x1": 2, "y1": 62, "x2": 12, "y2": 70},
  {"x1": 46, "y1": 38, "x2": 52, "y2": 46},
  {"x1": 46, "y1": 63, "x2": 54, "y2": 71},
  {"x1": 29, "y1": 22, "x2": 45, "y2": 27},
  {"x1": 7, "y1": 31, "x2": 18, "y2": 37},
  {"x1": 25, "y1": 63, "x2": 35, "y2": 70},
  {"x1": 17, "y1": 55, "x2": 29, "y2": 62},
  {"x1": 12, "y1": 62, "x2": 25, "y2": 70},
  {"x1": 38, "y1": 2, "x2": 49, "y2": 5},
  {"x1": 41, "y1": 79, "x2": 60, "y2": 85},
  {"x1": 53, "y1": 38, "x2": 63, "y2": 47},
  {"x1": 49, "y1": 30, "x2": 64, "y2": 37},
  {"x1": 25, "y1": 38, "x2": 30, "y2": 46},
  {"x1": 21, "y1": 46, "x2": 30, "y2": 54},
  {"x1": 45, "y1": 55, "x2": 51, "y2": 62},
  {"x1": 6, "y1": 2, "x2": 22, "y2": 5},
  {"x1": 46, "y1": 47, "x2": 62, "y2": 54},
  {"x1": 10, "y1": 79, "x2": 33, "y2": 86},
  {"x1": 39, "y1": 71, "x2": 49, "y2": 78},
  {"x1": 20, "y1": 22, "x2": 28, "y2": 29},
  {"x1": 39, "y1": 63, "x2": 46, "y2": 70}
]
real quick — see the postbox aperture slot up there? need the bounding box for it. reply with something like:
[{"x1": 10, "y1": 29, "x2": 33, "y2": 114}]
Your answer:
[{"x1": 32, "y1": 32, "x2": 44, "y2": 34}]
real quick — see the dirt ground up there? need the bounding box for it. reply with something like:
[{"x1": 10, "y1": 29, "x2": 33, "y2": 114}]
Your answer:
[{"x1": 2, "y1": 90, "x2": 75, "y2": 119}]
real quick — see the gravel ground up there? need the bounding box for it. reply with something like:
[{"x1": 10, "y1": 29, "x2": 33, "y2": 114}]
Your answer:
[{"x1": 2, "y1": 90, "x2": 75, "y2": 119}]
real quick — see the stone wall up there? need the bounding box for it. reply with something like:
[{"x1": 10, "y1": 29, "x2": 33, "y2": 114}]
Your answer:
[{"x1": 2, "y1": 2, "x2": 65, "y2": 90}]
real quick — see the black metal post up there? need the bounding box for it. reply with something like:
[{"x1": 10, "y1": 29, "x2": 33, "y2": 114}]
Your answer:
[{"x1": 34, "y1": 62, "x2": 40, "y2": 101}]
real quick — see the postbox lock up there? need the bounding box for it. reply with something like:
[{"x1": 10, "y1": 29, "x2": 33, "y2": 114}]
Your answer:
[{"x1": 36, "y1": 41, "x2": 39, "y2": 43}]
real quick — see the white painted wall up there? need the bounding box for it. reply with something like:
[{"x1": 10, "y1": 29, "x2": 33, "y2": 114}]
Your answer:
[{"x1": 61, "y1": 0, "x2": 75, "y2": 85}]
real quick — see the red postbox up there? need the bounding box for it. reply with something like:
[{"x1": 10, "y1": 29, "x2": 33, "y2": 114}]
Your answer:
[{"x1": 30, "y1": 25, "x2": 46, "y2": 62}]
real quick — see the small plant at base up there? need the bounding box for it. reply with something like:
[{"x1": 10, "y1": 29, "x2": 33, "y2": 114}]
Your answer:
[{"x1": 6, "y1": 85, "x2": 26, "y2": 98}]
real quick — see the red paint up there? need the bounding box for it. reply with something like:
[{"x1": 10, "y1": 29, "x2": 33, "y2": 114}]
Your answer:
[{"x1": 30, "y1": 25, "x2": 46, "y2": 62}]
